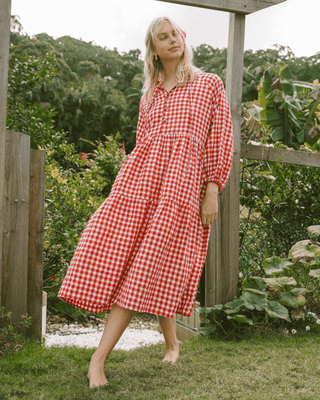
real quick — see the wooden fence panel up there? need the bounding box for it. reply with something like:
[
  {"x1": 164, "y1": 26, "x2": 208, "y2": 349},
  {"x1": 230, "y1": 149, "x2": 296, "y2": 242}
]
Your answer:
[
  {"x1": 241, "y1": 143, "x2": 320, "y2": 167},
  {"x1": 28, "y1": 149, "x2": 46, "y2": 339},
  {"x1": 0, "y1": 0, "x2": 12, "y2": 309},
  {"x1": 204, "y1": 13, "x2": 245, "y2": 307},
  {"x1": 1, "y1": 131, "x2": 30, "y2": 322}
]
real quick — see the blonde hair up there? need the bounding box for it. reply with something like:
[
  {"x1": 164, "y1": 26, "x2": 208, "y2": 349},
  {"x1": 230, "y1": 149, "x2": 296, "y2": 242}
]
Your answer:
[{"x1": 142, "y1": 17, "x2": 201, "y2": 103}]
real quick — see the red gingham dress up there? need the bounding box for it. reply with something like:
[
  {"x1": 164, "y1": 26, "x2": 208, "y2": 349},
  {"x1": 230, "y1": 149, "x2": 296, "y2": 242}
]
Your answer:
[{"x1": 58, "y1": 72, "x2": 233, "y2": 318}]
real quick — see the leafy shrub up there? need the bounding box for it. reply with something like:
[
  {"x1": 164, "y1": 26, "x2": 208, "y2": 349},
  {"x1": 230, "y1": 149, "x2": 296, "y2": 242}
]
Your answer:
[
  {"x1": 0, "y1": 308, "x2": 32, "y2": 358},
  {"x1": 198, "y1": 225, "x2": 320, "y2": 338},
  {"x1": 43, "y1": 133, "x2": 127, "y2": 312},
  {"x1": 240, "y1": 144, "x2": 320, "y2": 277}
]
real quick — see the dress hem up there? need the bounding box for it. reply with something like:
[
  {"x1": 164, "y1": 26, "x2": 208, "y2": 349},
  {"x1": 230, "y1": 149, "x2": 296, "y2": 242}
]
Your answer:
[{"x1": 57, "y1": 295, "x2": 193, "y2": 319}]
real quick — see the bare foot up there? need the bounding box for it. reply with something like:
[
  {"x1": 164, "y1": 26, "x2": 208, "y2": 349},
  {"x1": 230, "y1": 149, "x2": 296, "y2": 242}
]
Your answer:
[
  {"x1": 87, "y1": 353, "x2": 108, "y2": 388},
  {"x1": 162, "y1": 343, "x2": 179, "y2": 363}
]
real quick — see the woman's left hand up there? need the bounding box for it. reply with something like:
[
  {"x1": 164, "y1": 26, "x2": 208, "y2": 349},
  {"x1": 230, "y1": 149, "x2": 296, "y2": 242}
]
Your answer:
[{"x1": 201, "y1": 182, "x2": 219, "y2": 228}]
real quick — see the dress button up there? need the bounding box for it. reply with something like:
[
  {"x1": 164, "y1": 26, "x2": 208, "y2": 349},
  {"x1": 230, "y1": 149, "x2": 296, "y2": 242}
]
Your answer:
[
  {"x1": 164, "y1": 107, "x2": 168, "y2": 111},
  {"x1": 163, "y1": 119, "x2": 167, "y2": 123}
]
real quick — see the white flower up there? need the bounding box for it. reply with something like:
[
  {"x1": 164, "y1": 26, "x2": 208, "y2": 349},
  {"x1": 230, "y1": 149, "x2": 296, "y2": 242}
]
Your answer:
[
  {"x1": 283, "y1": 329, "x2": 289, "y2": 334},
  {"x1": 291, "y1": 329, "x2": 297, "y2": 335},
  {"x1": 305, "y1": 326, "x2": 310, "y2": 332}
]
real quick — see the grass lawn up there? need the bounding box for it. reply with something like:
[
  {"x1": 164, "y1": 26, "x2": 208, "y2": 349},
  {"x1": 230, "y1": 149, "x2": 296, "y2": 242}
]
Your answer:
[{"x1": 0, "y1": 333, "x2": 320, "y2": 399}]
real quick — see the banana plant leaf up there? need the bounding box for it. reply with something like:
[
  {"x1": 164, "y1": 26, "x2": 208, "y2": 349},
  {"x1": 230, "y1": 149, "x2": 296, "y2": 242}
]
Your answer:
[
  {"x1": 279, "y1": 63, "x2": 293, "y2": 96},
  {"x1": 257, "y1": 63, "x2": 319, "y2": 149}
]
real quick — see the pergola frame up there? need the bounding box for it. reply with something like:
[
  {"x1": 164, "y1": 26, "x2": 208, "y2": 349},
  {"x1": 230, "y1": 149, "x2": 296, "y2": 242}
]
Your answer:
[{"x1": 158, "y1": 0, "x2": 286, "y2": 14}]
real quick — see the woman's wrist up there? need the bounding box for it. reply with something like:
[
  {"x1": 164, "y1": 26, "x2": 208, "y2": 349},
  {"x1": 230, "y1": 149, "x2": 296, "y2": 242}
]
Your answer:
[{"x1": 206, "y1": 181, "x2": 219, "y2": 193}]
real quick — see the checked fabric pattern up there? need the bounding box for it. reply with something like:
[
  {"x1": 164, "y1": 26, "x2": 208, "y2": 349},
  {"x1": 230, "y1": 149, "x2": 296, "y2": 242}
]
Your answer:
[{"x1": 58, "y1": 73, "x2": 234, "y2": 318}]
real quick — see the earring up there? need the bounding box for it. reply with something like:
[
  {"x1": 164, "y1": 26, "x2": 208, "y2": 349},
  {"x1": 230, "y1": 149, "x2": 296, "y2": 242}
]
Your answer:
[{"x1": 154, "y1": 54, "x2": 158, "y2": 61}]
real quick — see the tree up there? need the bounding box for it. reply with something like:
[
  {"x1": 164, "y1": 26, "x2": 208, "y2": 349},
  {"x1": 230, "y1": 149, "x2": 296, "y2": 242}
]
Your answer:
[{"x1": 6, "y1": 52, "x2": 58, "y2": 149}]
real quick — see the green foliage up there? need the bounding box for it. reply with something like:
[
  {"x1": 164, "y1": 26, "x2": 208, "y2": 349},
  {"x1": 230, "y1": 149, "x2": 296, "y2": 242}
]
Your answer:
[
  {"x1": 76, "y1": 60, "x2": 100, "y2": 78},
  {"x1": 6, "y1": 39, "x2": 128, "y2": 315},
  {"x1": 198, "y1": 225, "x2": 320, "y2": 338},
  {"x1": 6, "y1": 52, "x2": 58, "y2": 149},
  {"x1": 261, "y1": 238, "x2": 320, "y2": 315},
  {"x1": 122, "y1": 74, "x2": 144, "y2": 153},
  {"x1": 258, "y1": 63, "x2": 320, "y2": 149},
  {"x1": 51, "y1": 75, "x2": 127, "y2": 152},
  {"x1": 240, "y1": 151, "x2": 320, "y2": 276},
  {"x1": 192, "y1": 44, "x2": 227, "y2": 79},
  {"x1": 43, "y1": 133, "x2": 127, "y2": 311},
  {"x1": 32, "y1": 34, "x2": 143, "y2": 92},
  {"x1": 197, "y1": 277, "x2": 290, "y2": 337},
  {"x1": 0, "y1": 307, "x2": 32, "y2": 358},
  {"x1": 8, "y1": 24, "x2": 143, "y2": 153},
  {"x1": 10, "y1": 37, "x2": 77, "y2": 82}
]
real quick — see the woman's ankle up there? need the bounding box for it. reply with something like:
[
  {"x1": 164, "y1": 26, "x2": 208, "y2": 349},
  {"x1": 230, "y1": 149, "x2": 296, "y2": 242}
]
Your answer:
[{"x1": 90, "y1": 350, "x2": 107, "y2": 367}]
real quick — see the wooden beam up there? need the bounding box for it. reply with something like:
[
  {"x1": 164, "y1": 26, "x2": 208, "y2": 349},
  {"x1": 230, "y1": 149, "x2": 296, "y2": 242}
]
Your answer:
[
  {"x1": 241, "y1": 143, "x2": 320, "y2": 168},
  {"x1": 1, "y1": 131, "x2": 30, "y2": 322},
  {"x1": 204, "y1": 13, "x2": 245, "y2": 306},
  {"x1": 226, "y1": 13, "x2": 245, "y2": 155},
  {"x1": 156, "y1": 0, "x2": 286, "y2": 14},
  {"x1": 0, "y1": 0, "x2": 12, "y2": 309},
  {"x1": 28, "y1": 150, "x2": 46, "y2": 340}
]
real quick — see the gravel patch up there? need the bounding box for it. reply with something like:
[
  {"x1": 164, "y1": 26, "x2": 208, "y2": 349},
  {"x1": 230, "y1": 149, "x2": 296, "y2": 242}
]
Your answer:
[{"x1": 44, "y1": 314, "x2": 165, "y2": 351}]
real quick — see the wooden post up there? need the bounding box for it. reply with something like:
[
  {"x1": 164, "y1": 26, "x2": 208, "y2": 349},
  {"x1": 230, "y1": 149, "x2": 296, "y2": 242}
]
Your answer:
[
  {"x1": 204, "y1": 13, "x2": 245, "y2": 306},
  {"x1": 0, "y1": 0, "x2": 12, "y2": 309},
  {"x1": 28, "y1": 149, "x2": 46, "y2": 339},
  {"x1": 1, "y1": 131, "x2": 30, "y2": 322}
]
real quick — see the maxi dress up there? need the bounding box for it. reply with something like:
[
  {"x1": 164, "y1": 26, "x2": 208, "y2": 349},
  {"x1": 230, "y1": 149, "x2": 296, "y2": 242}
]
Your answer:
[{"x1": 58, "y1": 72, "x2": 234, "y2": 318}]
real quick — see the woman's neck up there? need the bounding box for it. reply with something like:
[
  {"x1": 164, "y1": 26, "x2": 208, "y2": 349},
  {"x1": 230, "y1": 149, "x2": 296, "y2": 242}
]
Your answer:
[{"x1": 162, "y1": 59, "x2": 179, "y2": 87}]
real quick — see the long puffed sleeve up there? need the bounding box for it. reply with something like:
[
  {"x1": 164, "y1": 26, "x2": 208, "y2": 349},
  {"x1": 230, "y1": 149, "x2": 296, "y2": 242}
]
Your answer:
[
  {"x1": 203, "y1": 77, "x2": 234, "y2": 191},
  {"x1": 135, "y1": 97, "x2": 147, "y2": 147}
]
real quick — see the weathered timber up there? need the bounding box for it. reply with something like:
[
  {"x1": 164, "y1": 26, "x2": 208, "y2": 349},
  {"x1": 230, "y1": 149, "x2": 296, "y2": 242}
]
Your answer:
[
  {"x1": 0, "y1": 0, "x2": 12, "y2": 309},
  {"x1": 176, "y1": 302, "x2": 200, "y2": 340},
  {"x1": 205, "y1": 156, "x2": 241, "y2": 305},
  {"x1": 204, "y1": 13, "x2": 245, "y2": 306},
  {"x1": 176, "y1": 301, "x2": 200, "y2": 329},
  {"x1": 1, "y1": 131, "x2": 30, "y2": 322},
  {"x1": 226, "y1": 13, "x2": 245, "y2": 155},
  {"x1": 241, "y1": 143, "x2": 320, "y2": 167},
  {"x1": 28, "y1": 150, "x2": 46, "y2": 339},
  {"x1": 156, "y1": 0, "x2": 286, "y2": 14}
]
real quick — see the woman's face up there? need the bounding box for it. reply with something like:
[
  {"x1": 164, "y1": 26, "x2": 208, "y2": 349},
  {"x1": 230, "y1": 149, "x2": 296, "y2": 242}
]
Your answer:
[{"x1": 153, "y1": 20, "x2": 184, "y2": 63}]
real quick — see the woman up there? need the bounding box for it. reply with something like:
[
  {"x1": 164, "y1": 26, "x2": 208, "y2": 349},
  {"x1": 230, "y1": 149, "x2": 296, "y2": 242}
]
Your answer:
[{"x1": 58, "y1": 16, "x2": 233, "y2": 388}]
